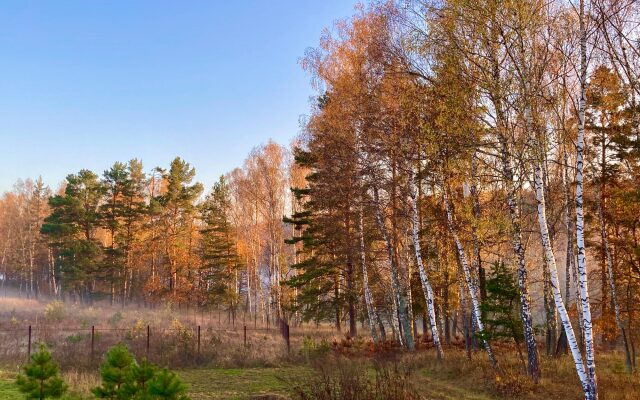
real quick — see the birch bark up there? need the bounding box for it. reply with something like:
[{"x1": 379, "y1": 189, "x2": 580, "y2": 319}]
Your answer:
[
  {"x1": 358, "y1": 209, "x2": 383, "y2": 344},
  {"x1": 373, "y1": 186, "x2": 414, "y2": 351},
  {"x1": 535, "y1": 165, "x2": 590, "y2": 396},
  {"x1": 576, "y1": 1, "x2": 598, "y2": 396},
  {"x1": 442, "y1": 189, "x2": 498, "y2": 370},
  {"x1": 408, "y1": 172, "x2": 443, "y2": 359}
]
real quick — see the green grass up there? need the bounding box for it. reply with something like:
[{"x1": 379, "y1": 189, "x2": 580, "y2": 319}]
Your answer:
[
  {"x1": 0, "y1": 379, "x2": 23, "y2": 400},
  {"x1": 0, "y1": 365, "x2": 498, "y2": 400}
]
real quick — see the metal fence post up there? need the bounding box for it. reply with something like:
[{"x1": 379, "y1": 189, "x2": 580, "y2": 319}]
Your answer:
[
  {"x1": 197, "y1": 325, "x2": 201, "y2": 355},
  {"x1": 146, "y1": 325, "x2": 150, "y2": 357},
  {"x1": 284, "y1": 323, "x2": 290, "y2": 353},
  {"x1": 27, "y1": 325, "x2": 32, "y2": 358},
  {"x1": 91, "y1": 326, "x2": 95, "y2": 360}
]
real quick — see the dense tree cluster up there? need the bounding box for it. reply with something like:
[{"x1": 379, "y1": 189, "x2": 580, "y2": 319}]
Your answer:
[{"x1": 287, "y1": 1, "x2": 639, "y2": 398}]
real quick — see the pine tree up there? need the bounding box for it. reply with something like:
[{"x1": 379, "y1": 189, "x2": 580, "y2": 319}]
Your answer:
[
  {"x1": 41, "y1": 170, "x2": 105, "y2": 300},
  {"x1": 92, "y1": 345, "x2": 190, "y2": 400},
  {"x1": 121, "y1": 358, "x2": 156, "y2": 400},
  {"x1": 155, "y1": 157, "x2": 203, "y2": 298},
  {"x1": 200, "y1": 176, "x2": 241, "y2": 313},
  {"x1": 284, "y1": 145, "x2": 352, "y2": 328},
  {"x1": 480, "y1": 262, "x2": 524, "y2": 361},
  {"x1": 148, "y1": 369, "x2": 189, "y2": 400},
  {"x1": 16, "y1": 345, "x2": 67, "y2": 400},
  {"x1": 92, "y1": 344, "x2": 135, "y2": 399}
]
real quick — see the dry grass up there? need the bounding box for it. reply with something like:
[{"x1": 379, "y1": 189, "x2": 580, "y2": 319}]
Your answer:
[{"x1": 1, "y1": 296, "x2": 639, "y2": 399}]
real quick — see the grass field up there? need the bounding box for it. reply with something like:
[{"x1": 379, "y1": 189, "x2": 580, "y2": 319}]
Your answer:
[
  {"x1": 1, "y1": 353, "x2": 638, "y2": 400},
  {"x1": 0, "y1": 365, "x2": 495, "y2": 400},
  {"x1": 1, "y1": 298, "x2": 639, "y2": 399}
]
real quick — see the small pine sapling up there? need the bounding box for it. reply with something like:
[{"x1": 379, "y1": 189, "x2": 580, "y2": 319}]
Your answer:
[
  {"x1": 92, "y1": 344, "x2": 135, "y2": 399},
  {"x1": 121, "y1": 358, "x2": 156, "y2": 399},
  {"x1": 148, "y1": 368, "x2": 190, "y2": 400},
  {"x1": 16, "y1": 344, "x2": 67, "y2": 399}
]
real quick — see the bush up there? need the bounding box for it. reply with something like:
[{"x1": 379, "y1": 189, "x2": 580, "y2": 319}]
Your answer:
[
  {"x1": 44, "y1": 301, "x2": 66, "y2": 324},
  {"x1": 93, "y1": 344, "x2": 191, "y2": 400},
  {"x1": 293, "y1": 357, "x2": 419, "y2": 400},
  {"x1": 16, "y1": 344, "x2": 68, "y2": 399},
  {"x1": 301, "y1": 336, "x2": 330, "y2": 362},
  {"x1": 107, "y1": 312, "x2": 124, "y2": 328},
  {"x1": 92, "y1": 344, "x2": 135, "y2": 398}
]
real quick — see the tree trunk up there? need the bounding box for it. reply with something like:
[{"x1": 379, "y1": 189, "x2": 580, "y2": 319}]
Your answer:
[
  {"x1": 358, "y1": 209, "x2": 383, "y2": 343},
  {"x1": 408, "y1": 173, "x2": 443, "y2": 359},
  {"x1": 577, "y1": 1, "x2": 598, "y2": 397},
  {"x1": 373, "y1": 186, "x2": 414, "y2": 351},
  {"x1": 443, "y1": 189, "x2": 498, "y2": 370},
  {"x1": 598, "y1": 202, "x2": 633, "y2": 373},
  {"x1": 535, "y1": 165, "x2": 590, "y2": 395}
]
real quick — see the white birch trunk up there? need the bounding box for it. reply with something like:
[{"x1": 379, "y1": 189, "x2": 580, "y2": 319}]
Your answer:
[
  {"x1": 373, "y1": 186, "x2": 414, "y2": 351},
  {"x1": 498, "y1": 135, "x2": 540, "y2": 381},
  {"x1": 577, "y1": 1, "x2": 598, "y2": 396},
  {"x1": 358, "y1": 209, "x2": 382, "y2": 344},
  {"x1": 535, "y1": 165, "x2": 590, "y2": 395},
  {"x1": 443, "y1": 189, "x2": 498, "y2": 369},
  {"x1": 408, "y1": 173, "x2": 444, "y2": 359}
]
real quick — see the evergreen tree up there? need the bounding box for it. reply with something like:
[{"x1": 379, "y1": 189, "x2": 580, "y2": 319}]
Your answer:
[
  {"x1": 93, "y1": 345, "x2": 190, "y2": 400},
  {"x1": 155, "y1": 157, "x2": 203, "y2": 298},
  {"x1": 92, "y1": 344, "x2": 135, "y2": 399},
  {"x1": 41, "y1": 170, "x2": 105, "y2": 300},
  {"x1": 16, "y1": 345, "x2": 67, "y2": 400},
  {"x1": 200, "y1": 176, "x2": 241, "y2": 312},
  {"x1": 101, "y1": 162, "x2": 129, "y2": 305},
  {"x1": 480, "y1": 262, "x2": 524, "y2": 360},
  {"x1": 121, "y1": 358, "x2": 156, "y2": 400},
  {"x1": 148, "y1": 369, "x2": 190, "y2": 400},
  {"x1": 284, "y1": 145, "x2": 352, "y2": 328}
]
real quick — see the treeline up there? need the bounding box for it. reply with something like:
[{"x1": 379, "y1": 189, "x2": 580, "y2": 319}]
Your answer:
[
  {"x1": 0, "y1": 1, "x2": 639, "y2": 398},
  {"x1": 0, "y1": 142, "x2": 295, "y2": 327}
]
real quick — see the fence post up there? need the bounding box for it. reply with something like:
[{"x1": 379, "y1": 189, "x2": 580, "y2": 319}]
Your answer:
[
  {"x1": 197, "y1": 325, "x2": 201, "y2": 356},
  {"x1": 284, "y1": 322, "x2": 290, "y2": 353},
  {"x1": 244, "y1": 325, "x2": 247, "y2": 348},
  {"x1": 146, "y1": 325, "x2": 150, "y2": 357},
  {"x1": 91, "y1": 326, "x2": 95, "y2": 360},
  {"x1": 27, "y1": 325, "x2": 32, "y2": 358}
]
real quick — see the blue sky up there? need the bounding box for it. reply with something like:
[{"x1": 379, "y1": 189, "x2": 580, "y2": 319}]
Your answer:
[{"x1": 0, "y1": 0, "x2": 359, "y2": 192}]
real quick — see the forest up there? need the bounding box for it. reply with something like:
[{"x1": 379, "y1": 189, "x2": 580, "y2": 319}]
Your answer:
[{"x1": 1, "y1": 0, "x2": 639, "y2": 399}]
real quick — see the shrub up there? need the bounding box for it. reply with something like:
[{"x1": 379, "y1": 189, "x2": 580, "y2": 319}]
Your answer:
[
  {"x1": 294, "y1": 357, "x2": 419, "y2": 400},
  {"x1": 44, "y1": 301, "x2": 66, "y2": 324},
  {"x1": 16, "y1": 344, "x2": 68, "y2": 399},
  {"x1": 92, "y1": 344, "x2": 135, "y2": 398},
  {"x1": 148, "y1": 368, "x2": 190, "y2": 400},
  {"x1": 107, "y1": 311, "x2": 124, "y2": 328},
  {"x1": 93, "y1": 344, "x2": 190, "y2": 400},
  {"x1": 301, "y1": 336, "x2": 330, "y2": 362}
]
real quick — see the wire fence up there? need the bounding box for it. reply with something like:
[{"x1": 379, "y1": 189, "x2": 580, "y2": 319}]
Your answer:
[{"x1": 0, "y1": 319, "x2": 293, "y2": 368}]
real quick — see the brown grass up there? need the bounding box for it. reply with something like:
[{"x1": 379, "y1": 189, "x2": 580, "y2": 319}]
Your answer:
[{"x1": 0, "y1": 296, "x2": 638, "y2": 399}]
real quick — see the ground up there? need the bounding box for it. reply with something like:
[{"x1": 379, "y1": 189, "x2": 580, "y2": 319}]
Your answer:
[{"x1": 0, "y1": 366, "x2": 495, "y2": 400}]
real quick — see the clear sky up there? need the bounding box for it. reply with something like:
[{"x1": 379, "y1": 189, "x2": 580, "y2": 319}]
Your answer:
[{"x1": 0, "y1": 0, "x2": 359, "y2": 192}]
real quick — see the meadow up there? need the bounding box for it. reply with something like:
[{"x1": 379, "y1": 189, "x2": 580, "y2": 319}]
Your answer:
[{"x1": 0, "y1": 296, "x2": 638, "y2": 399}]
